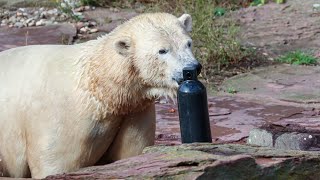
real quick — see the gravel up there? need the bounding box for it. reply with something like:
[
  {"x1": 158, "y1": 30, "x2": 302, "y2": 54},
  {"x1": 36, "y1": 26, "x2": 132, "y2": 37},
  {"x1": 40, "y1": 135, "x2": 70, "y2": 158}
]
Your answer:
[{"x1": 0, "y1": 5, "x2": 99, "y2": 35}]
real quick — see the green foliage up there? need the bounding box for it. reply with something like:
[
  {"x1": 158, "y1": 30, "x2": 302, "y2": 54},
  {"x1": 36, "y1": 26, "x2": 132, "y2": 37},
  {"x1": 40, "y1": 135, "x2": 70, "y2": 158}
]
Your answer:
[
  {"x1": 146, "y1": 0, "x2": 253, "y2": 80},
  {"x1": 276, "y1": 51, "x2": 318, "y2": 65},
  {"x1": 250, "y1": 0, "x2": 285, "y2": 6},
  {"x1": 54, "y1": 0, "x2": 82, "y2": 21},
  {"x1": 275, "y1": 0, "x2": 285, "y2": 4},
  {"x1": 77, "y1": 0, "x2": 136, "y2": 7},
  {"x1": 214, "y1": 7, "x2": 226, "y2": 17},
  {"x1": 227, "y1": 87, "x2": 237, "y2": 94},
  {"x1": 250, "y1": 0, "x2": 265, "y2": 6},
  {"x1": 80, "y1": 0, "x2": 98, "y2": 6}
]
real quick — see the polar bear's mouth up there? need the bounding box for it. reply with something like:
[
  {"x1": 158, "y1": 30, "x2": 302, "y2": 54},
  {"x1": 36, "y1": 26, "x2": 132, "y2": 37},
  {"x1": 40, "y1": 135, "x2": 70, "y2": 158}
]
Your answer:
[{"x1": 172, "y1": 74, "x2": 184, "y2": 85}]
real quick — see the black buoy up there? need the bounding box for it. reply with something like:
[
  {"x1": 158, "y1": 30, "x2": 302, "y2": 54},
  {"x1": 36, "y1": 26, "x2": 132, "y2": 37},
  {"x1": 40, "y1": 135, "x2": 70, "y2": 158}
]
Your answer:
[{"x1": 177, "y1": 65, "x2": 212, "y2": 143}]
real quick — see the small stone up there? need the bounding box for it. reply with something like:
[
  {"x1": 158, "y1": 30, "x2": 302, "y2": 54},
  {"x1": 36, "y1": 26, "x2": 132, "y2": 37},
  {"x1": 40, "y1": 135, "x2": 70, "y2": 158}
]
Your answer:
[
  {"x1": 60, "y1": 14, "x2": 67, "y2": 18},
  {"x1": 26, "y1": 18, "x2": 34, "y2": 24},
  {"x1": 20, "y1": 18, "x2": 25, "y2": 22},
  {"x1": 110, "y1": 7, "x2": 119, "y2": 13},
  {"x1": 33, "y1": 15, "x2": 40, "y2": 21},
  {"x1": 84, "y1": 6, "x2": 91, "y2": 10},
  {"x1": 50, "y1": 17, "x2": 56, "y2": 21},
  {"x1": 14, "y1": 22, "x2": 24, "y2": 28},
  {"x1": 59, "y1": 14, "x2": 68, "y2": 21},
  {"x1": 28, "y1": 20, "x2": 35, "y2": 27},
  {"x1": 9, "y1": 24, "x2": 13, "y2": 28},
  {"x1": 1, "y1": 19, "x2": 8, "y2": 25},
  {"x1": 84, "y1": 22, "x2": 89, "y2": 27},
  {"x1": 159, "y1": 98, "x2": 169, "y2": 104},
  {"x1": 40, "y1": 12, "x2": 47, "y2": 19},
  {"x1": 9, "y1": 16, "x2": 17, "y2": 23},
  {"x1": 47, "y1": 9, "x2": 57, "y2": 15},
  {"x1": 247, "y1": 128, "x2": 273, "y2": 147},
  {"x1": 89, "y1": 21, "x2": 97, "y2": 27},
  {"x1": 89, "y1": 28, "x2": 98, "y2": 33},
  {"x1": 74, "y1": 6, "x2": 85, "y2": 12},
  {"x1": 45, "y1": 20, "x2": 53, "y2": 25},
  {"x1": 76, "y1": 22, "x2": 84, "y2": 29},
  {"x1": 22, "y1": 13, "x2": 28, "y2": 17},
  {"x1": 16, "y1": 11, "x2": 23, "y2": 17},
  {"x1": 16, "y1": 16, "x2": 22, "y2": 22},
  {"x1": 80, "y1": 27, "x2": 88, "y2": 33},
  {"x1": 275, "y1": 133, "x2": 315, "y2": 150},
  {"x1": 60, "y1": 2, "x2": 67, "y2": 8},
  {"x1": 35, "y1": 19, "x2": 45, "y2": 26}
]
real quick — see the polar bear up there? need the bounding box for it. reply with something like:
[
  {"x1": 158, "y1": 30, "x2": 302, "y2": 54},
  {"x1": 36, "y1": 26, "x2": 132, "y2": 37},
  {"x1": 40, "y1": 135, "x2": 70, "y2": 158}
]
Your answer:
[{"x1": 0, "y1": 13, "x2": 201, "y2": 178}]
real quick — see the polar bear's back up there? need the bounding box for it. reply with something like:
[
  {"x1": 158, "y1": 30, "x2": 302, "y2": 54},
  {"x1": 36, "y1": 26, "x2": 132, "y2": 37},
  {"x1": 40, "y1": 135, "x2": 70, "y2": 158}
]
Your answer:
[
  {"x1": 0, "y1": 45, "x2": 83, "y2": 98},
  {"x1": 0, "y1": 44, "x2": 88, "y2": 177},
  {"x1": 0, "y1": 44, "x2": 84, "y2": 127}
]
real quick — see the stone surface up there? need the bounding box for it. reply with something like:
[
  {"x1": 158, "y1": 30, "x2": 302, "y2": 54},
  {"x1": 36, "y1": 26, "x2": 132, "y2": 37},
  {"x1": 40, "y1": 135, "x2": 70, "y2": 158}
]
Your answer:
[
  {"x1": 155, "y1": 95, "x2": 320, "y2": 145},
  {"x1": 0, "y1": 24, "x2": 76, "y2": 52},
  {"x1": 220, "y1": 65, "x2": 320, "y2": 105},
  {"x1": 275, "y1": 132, "x2": 316, "y2": 150},
  {"x1": 235, "y1": 0, "x2": 320, "y2": 57},
  {"x1": 247, "y1": 128, "x2": 273, "y2": 147},
  {"x1": 45, "y1": 143, "x2": 320, "y2": 179}
]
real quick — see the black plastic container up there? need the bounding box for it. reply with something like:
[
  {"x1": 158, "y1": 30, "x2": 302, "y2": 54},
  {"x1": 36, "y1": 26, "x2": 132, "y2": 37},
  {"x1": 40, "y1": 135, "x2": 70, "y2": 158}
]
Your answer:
[{"x1": 177, "y1": 66, "x2": 212, "y2": 143}]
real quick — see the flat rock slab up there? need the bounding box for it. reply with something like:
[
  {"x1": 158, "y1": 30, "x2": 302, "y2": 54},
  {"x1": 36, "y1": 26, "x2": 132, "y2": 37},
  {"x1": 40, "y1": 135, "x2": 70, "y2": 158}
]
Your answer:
[
  {"x1": 220, "y1": 65, "x2": 320, "y2": 104},
  {"x1": 155, "y1": 95, "x2": 320, "y2": 145},
  {"x1": 0, "y1": 24, "x2": 76, "y2": 52},
  {"x1": 46, "y1": 143, "x2": 320, "y2": 179},
  {"x1": 235, "y1": 0, "x2": 320, "y2": 57}
]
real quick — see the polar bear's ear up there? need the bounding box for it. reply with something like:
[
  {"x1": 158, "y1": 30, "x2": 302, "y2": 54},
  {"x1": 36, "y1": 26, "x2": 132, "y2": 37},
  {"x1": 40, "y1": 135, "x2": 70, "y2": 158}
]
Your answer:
[
  {"x1": 178, "y1": 14, "x2": 192, "y2": 32},
  {"x1": 114, "y1": 37, "x2": 131, "y2": 56}
]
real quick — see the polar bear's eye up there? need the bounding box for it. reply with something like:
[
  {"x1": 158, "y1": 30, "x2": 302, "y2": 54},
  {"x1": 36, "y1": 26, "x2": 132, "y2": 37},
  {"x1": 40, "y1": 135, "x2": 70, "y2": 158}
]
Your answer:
[
  {"x1": 159, "y1": 49, "x2": 168, "y2": 55},
  {"x1": 187, "y1": 41, "x2": 192, "y2": 48}
]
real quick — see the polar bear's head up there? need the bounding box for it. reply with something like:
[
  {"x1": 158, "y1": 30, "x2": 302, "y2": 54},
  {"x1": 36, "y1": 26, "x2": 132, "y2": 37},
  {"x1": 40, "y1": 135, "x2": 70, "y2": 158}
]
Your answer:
[{"x1": 113, "y1": 13, "x2": 201, "y2": 98}]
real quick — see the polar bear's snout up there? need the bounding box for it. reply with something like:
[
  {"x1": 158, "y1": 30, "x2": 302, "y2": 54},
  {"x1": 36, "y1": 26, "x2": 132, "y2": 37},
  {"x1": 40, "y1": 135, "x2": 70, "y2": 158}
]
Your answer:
[
  {"x1": 173, "y1": 60, "x2": 202, "y2": 84},
  {"x1": 192, "y1": 61, "x2": 202, "y2": 75}
]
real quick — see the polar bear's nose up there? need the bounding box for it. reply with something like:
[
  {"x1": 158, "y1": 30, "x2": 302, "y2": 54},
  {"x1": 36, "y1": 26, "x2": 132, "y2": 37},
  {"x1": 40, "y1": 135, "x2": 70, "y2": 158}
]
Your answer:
[
  {"x1": 187, "y1": 62, "x2": 202, "y2": 75},
  {"x1": 194, "y1": 62, "x2": 202, "y2": 75}
]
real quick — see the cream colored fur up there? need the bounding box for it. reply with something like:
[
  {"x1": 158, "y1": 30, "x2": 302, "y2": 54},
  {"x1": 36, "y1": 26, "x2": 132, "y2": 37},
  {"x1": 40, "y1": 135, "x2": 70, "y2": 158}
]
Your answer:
[{"x1": 0, "y1": 13, "x2": 197, "y2": 178}]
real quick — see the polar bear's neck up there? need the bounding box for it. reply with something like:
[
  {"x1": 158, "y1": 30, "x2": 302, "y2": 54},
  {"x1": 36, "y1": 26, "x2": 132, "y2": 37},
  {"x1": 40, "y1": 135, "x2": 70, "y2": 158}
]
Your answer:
[{"x1": 77, "y1": 39, "x2": 153, "y2": 116}]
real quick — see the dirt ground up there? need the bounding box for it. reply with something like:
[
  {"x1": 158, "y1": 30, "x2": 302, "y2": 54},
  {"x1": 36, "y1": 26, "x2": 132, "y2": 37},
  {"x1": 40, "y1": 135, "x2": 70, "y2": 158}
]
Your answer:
[{"x1": 235, "y1": 0, "x2": 320, "y2": 58}]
